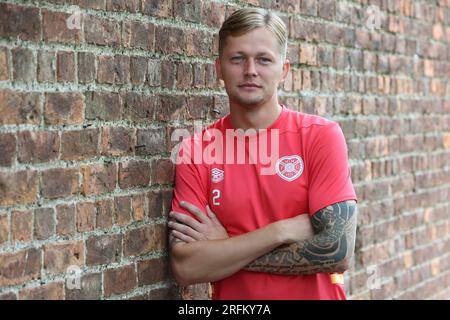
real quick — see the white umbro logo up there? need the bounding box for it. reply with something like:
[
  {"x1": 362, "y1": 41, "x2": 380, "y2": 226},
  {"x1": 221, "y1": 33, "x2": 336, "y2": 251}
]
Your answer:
[
  {"x1": 211, "y1": 168, "x2": 224, "y2": 183},
  {"x1": 275, "y1": 155, "x2": 304, "y2": 182}
]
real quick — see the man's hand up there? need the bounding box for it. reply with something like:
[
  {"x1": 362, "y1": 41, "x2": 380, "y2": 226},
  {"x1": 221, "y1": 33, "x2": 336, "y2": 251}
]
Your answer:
[{"x1": 169, "y1": 201, "x2": 229, "y2": 243}]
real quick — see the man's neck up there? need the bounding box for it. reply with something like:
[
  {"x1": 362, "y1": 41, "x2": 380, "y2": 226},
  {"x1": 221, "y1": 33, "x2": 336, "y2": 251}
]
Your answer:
[{"x1": 229, "y1": 101, "x2": 282, "y2": 131}]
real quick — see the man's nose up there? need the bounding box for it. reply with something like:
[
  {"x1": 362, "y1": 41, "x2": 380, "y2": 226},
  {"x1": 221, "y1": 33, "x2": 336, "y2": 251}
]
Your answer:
[{"x1": 244, "y1": 58, "x2": 257, "y2": 77}]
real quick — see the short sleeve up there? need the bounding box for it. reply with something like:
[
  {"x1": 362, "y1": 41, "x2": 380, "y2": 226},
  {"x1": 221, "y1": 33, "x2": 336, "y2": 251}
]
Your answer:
[
  {"x1": 171, "y1": 137, "x2": 209, "y2": 219},
  {"x1": 307, "y1": 122, "x2": 357, "y2": 215}
]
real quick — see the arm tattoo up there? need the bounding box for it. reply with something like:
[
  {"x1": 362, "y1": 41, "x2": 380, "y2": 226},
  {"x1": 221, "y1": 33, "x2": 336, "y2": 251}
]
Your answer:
[{"x1": 245, "y1": 200, "x2": 357, "y2": 275}]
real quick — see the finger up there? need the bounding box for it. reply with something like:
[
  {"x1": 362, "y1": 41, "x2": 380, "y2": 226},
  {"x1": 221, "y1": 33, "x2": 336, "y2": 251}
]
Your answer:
[
  {"x1": 170, "y1": 211, "x2": 202, "y2": 231},
  {"x1": 169, "y1": 231, "x2": 186, "y2": 246},
  {"x1": 168, "y1": 221, "x2": 204, "y2": 240},
  {"x1": 179, "y1": 201, "x2": 209, "y2": 223},
  {"x1": 206, "y1": 205, "x2": 221, "y2": 225},
  {"x1": 172, "y1": 230, "x2": 196, "y2": 243},
  {"x1": 180, "y1": 201, "x2": 210, "y2": 224}
]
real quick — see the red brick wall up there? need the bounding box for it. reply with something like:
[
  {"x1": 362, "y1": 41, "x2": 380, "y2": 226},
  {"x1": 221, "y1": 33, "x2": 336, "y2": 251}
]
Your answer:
[{"x1": 0, "y1": 0, "x2": 449, "y2": 300}]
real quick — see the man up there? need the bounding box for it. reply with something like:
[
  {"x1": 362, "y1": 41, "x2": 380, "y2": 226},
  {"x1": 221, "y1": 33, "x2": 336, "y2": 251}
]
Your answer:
[{"x1": 169, "y1": 8, "x2": 358, "y2": 300}]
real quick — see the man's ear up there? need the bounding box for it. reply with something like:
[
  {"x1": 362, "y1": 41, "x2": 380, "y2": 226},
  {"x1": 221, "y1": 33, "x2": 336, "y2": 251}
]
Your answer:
[
  {"x1": 215, "y1": 58, "x2": 223, "y2": 81},
  {"x1": 280, "y1": 59, "x2": 290, "y2": 83}
]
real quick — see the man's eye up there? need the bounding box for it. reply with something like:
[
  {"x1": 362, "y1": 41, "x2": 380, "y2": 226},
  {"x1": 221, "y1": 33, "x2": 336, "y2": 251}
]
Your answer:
[
  {"x1": 231, "y1": 56, "x2": 243, "y2": 62},
  {"x1": 259, "y1": 58, "x2": 271, "y2": 64}
]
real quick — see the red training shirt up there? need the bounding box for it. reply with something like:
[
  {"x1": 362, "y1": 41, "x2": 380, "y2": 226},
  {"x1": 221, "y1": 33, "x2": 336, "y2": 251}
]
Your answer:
[{"x1": 171, "y1": 104, "x2": 357, "y2": 300}]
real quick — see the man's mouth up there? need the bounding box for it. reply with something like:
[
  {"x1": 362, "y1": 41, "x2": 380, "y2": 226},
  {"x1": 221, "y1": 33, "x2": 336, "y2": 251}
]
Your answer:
[{"x1": 238, "y1": 83, "x2": 262, "y2": 88}]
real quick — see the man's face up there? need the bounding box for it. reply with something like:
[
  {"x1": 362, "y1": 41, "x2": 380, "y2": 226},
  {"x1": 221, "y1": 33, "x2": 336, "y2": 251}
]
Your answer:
[{"x1": 216, "y1": 27, "x2": 289, "y2": 108}]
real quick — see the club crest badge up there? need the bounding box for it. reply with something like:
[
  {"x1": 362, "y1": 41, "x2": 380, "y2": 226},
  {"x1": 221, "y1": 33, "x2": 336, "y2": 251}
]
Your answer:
[{"x1": 275, "y1": 155, "x2": 304, "y2": 182}]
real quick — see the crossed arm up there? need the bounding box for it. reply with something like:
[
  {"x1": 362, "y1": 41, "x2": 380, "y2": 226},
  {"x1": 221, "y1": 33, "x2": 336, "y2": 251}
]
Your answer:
[
  {"x1": 169, "y1": 200, "x2": 357, "y2": 285},
  {"x1": 245, "y1": 200, "x2": 357, "y2": 275}
]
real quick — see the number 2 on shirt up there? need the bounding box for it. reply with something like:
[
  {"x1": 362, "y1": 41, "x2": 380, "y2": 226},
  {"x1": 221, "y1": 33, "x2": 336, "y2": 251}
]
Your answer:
[{"x1": 212, "y1": 189, "x2": 221, "y2": 206}]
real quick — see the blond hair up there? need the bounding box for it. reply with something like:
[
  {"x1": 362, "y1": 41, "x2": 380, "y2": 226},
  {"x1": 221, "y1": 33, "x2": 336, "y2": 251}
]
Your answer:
[{"x1": 218, "y1": 8, "x2": 288, "y2": 61}]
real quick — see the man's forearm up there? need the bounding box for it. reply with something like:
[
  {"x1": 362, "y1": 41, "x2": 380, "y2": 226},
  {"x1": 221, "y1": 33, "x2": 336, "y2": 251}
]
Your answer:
[
  {"x1": 244, "y1": 200, "x2": 357, "y2": 275},
  {"x1": 170, "y1": 222, "x2": 285, "y2": 285}
]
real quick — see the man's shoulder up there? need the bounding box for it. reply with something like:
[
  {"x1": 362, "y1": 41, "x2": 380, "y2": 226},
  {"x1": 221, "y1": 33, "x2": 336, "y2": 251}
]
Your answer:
[
  {"x1": 181, "y1": 116, "x2": 227, "y2": 142},
  {"x1": 205, "y1": 115, "x2": 228, "y2": 131},
  {"x1": 281, "y1": 108, "x2": 347, "y2": 153},
  {"x1": 284, "y1": 107, "x2": 338, "y2": 132}
]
